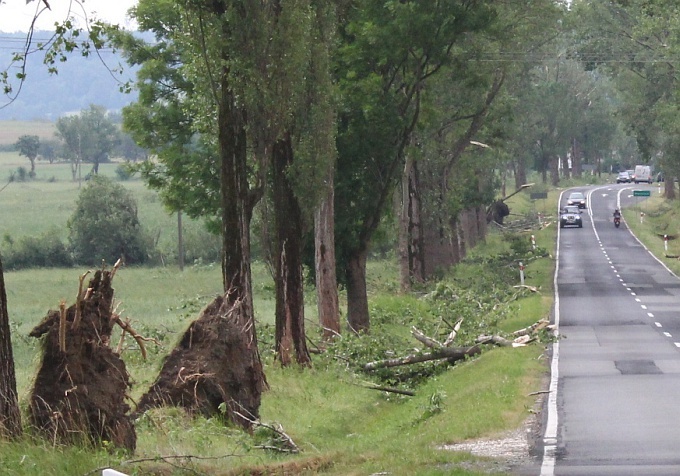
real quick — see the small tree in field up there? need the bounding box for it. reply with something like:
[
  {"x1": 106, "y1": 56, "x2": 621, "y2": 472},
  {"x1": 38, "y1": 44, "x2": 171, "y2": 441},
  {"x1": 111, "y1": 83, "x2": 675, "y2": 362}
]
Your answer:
[
  {"x1": 67, "y1": 176, "x2": 149, "y2": 265},
  {"x1": 15, "y1": 135, "x2": 40, "y2": 176}
]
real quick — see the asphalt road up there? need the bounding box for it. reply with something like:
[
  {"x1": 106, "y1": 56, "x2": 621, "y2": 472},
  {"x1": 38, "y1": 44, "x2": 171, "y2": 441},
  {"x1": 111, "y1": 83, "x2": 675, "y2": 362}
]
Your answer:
[{"x1": 541, "y1": 183, "x2": 680, "y2": 476}]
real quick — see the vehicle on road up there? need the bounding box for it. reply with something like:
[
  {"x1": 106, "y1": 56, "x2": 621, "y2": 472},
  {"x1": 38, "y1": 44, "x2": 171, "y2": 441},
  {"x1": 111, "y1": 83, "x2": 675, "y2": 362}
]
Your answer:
[
  {"x1": 616, "y1": 171, "x2": 631, "y2": 183},
  {"x1": 633, "y1": 165, "x2": 652, "y2": 184},
  {"x1": 560, "y1": 205, "x2": 583, "y2": 228},
  {"x1": 567, "y1": 192, "x2": 587, "y2": 209}
]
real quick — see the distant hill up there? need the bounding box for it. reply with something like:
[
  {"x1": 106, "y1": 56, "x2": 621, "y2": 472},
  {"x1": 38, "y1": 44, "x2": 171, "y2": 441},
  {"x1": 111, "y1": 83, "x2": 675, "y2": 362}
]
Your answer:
[{"x1": 0, "y1": 31, "x2": 139, "y2": 121}]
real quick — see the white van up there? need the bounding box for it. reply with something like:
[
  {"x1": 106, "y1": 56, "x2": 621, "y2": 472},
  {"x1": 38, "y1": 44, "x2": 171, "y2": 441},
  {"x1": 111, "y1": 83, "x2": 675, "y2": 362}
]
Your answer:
[{"x1": 633, "y1": 165, "x2": 652, "y2": 184}]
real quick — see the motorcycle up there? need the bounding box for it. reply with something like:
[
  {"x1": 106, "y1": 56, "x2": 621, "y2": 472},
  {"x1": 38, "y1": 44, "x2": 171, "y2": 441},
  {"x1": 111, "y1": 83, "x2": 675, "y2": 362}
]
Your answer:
[{"x1": 614, "y1": 216, "x2": 621, "y2": 228}]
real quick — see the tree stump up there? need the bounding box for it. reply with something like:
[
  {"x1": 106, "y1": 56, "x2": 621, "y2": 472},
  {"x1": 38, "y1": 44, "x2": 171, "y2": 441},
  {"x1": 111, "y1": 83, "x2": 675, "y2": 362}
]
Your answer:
[
  {"x1": 28, "y1": 269, "x2": 136, "y2": 451},
  {"x1": 134, "y1": 294, "x2": 266, "y2": 430}
]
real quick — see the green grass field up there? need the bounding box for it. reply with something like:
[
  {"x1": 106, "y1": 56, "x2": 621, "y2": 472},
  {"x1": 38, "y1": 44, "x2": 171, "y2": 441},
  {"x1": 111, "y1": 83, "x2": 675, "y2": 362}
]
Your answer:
[{"x1": 0, "y1": 147, "x2": 559, "y2": 474}]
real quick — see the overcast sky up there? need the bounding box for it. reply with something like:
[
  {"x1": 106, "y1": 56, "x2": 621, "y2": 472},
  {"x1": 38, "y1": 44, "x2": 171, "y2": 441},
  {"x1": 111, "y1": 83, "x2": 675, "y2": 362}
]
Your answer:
[{"x1": 0, "y1": 0, "x2": 137, "y2": 33}]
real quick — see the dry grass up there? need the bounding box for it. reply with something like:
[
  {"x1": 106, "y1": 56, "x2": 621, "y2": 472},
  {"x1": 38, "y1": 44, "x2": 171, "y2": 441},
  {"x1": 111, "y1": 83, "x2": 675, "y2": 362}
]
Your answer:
[{"x1": 0, "y1": 120, "x2": 56, "y2": 145}]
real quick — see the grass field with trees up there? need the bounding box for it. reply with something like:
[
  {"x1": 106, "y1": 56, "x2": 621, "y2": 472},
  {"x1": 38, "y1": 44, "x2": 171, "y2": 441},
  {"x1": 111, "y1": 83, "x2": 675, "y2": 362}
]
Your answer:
[{"x1": 0, "y1": 142, "x2": 561, "y2": 474}]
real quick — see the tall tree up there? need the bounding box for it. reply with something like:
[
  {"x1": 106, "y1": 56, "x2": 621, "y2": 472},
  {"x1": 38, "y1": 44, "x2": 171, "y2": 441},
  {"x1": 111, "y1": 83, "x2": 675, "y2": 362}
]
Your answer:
[
  {"x1": 118, "y1": 0, "x2": 336, "y2": 363},
  {"x1": 0, "y1": 254, "x2": 21, "y2": 439},
  {"x1": 55, "y1": 105, "x2": 120, "y2": 181},
  {"x1": 335, "y1": 0, "x2": 498, "y2": 332}
]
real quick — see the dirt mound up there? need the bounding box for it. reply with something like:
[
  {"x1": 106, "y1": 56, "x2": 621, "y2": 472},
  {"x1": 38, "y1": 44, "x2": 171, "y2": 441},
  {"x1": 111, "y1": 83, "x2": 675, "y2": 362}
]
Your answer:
[
  {"x1": 135, "y1": 294, "x2": 266, "y2": 430},
  {"x1": 28, "y1": 268, "x2": 136, "y2": 451}
]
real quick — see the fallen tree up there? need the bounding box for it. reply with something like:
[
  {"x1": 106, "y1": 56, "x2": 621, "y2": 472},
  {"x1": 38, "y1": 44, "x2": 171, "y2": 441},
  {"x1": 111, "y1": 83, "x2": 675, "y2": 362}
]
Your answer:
[
  {"x1": 362, "y1": 319, "x2": 551, "y2": 371},
  {"x1": 133, "y1": 294, "x2": 267, "y2": 431},
  {"x1": 28, "y1": 263, "x2": 136, "y2": 451}
]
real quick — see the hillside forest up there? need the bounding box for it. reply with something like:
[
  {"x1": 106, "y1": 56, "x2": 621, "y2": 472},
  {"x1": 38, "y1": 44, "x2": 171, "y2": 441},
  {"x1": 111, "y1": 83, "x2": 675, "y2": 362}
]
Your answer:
[{"x1": 2, "y1": 0, "x2": 680, "y2": 463}]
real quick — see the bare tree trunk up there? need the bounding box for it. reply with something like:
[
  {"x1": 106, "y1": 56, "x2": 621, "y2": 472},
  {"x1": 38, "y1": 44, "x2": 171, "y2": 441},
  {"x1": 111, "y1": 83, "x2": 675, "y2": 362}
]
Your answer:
[
  {"x1": 217, "y1": 76, "x2": 266, "y2": 405},
  {"x1": 514, "y1": 157, "x2": 527, "y2": 190},
  {"x1": 550, "y1": 156, "x2": 560, "y2": 187},
  {"x1": 408, "y1": 161, "x2": 425, "y2": 285},
  {"x1": 346, "y1": 249, "x2": 369, "y2": 333},
  {"x1": 0, "y1": 255, "x2": 21, "y2": 439},
  {"x1": 665, "y1": 177, "x2": 676, "y2": 199},
  {"x1": 476, "y1": 205, "x2": 487, "y2": 244},
  {"x1": 399, "y1": 155, "x2": 425, "y2": 292},
  {"x1": 315, "y1": 181, "x2": 340, "y2": 341},
  {"x1": 572, "y1": 138, "x2": 582, "y2": 179},
  {"x1": 563, "y1": 155, "x2": 571, "y2": 180},
  {"x1": 272, "y1": 135, "x2": 310, "y2": 366}
]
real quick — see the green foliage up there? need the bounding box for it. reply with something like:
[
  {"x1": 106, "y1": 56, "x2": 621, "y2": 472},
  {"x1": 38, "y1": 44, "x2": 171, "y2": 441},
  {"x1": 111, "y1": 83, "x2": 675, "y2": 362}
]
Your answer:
[
  {"x1": 1, "y1": 229, "x2": 72, "y2": 270},
  {"x1": 55, "y1": 105, "x2": 120, "y2": 175},
  {"x1": 14, "y1": 166, "x2": 28, "y2": 182},
  {"x1": 320, "y1": 242, "x2": 549, "y2": 391},
  {"x1": 15, "y1": 135, "x2": 40, "y2": 173},
  {"x1": 114, "y1": 163, "x2": 134, "y2": 181},
  {"x1": 67, "y1": 175, "x2": 150, "y2": 265}
]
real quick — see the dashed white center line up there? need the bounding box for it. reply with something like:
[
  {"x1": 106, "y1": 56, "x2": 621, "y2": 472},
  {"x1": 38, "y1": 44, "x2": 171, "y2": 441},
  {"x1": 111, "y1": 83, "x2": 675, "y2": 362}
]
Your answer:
[
  {"x1": 641, "y1": 305, "x2": 647, "y2": 310},
  {"x1": 648, "y1": 313, "x2": 655, "y2": 318},
  {"x1": 664, "y1": 332, "x2": 673, "y2": 338},
  {"x1": 656, "y1": 322, "x2": 663, "y2": 327}
]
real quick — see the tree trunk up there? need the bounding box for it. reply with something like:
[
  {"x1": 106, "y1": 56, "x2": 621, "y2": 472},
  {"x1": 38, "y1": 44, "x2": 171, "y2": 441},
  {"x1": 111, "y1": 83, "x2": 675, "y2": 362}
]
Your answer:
[
  {"x1": 665, "y1": 177, "x2": 676, "y2": 199},
  {"x1": 398, "y1": 160, "x2": 411, "y2": 293},
  {"x1": 346, "y1": 249, "x2": 370, "y2": 333},
  {"x1": 562, "y1": 155, "x2": 571, "y2": 180},
  {"x1": 315, "y1": 178, "x2": 340, "y2": 341},
  {"x1": 272, "y1": 134, "x2": 310, "y2": 366},
  {"x1": 550, "y1": 155, "x2": 560, "y2": 187},
  {"x1": 399, "y1": 155, "x2": 425, "y2": 292},
  {"x1": 515, "y1": 157, "x2": 527, "y2": 190},
  {"x1": 219, "y1": 79, "x2": 255, "y2": 310},
  {"x1": 476, "y1": 205, "x2": 487, "y2": 244},
  {"x1": 216, "y1": 74, "x2": 266, "y2": 413},
  {"x1": 571, "y1": 138, "x2": 582, "y2": 179},
  {"x1": 0, "y1": 254, "x2": 21, "y2": 439}
]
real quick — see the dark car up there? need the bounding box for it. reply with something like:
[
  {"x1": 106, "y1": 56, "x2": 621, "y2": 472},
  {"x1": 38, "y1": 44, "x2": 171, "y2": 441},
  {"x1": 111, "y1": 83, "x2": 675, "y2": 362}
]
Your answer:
[
  {"x1": 560, "y1": 205, "x2": 583, "y2": 228},
  {"x1": 616, "y1": 171, "x2": 631, "y2": 183},
  {"x1": 567, "y1": 192, "x2": 587, "y2": 209}
]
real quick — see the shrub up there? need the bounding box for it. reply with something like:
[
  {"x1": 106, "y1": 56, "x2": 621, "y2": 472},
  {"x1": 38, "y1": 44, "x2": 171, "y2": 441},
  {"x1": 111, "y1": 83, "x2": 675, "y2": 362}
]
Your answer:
[
  {"x1": 1, "y1": 229, "x2": 73, "y2": 270},
  {"x1": 15, "y1": 167, "x2": 28, "y2": 182},
  {"x1": 67, "y1": 175, "x2": 151, "y2": 265},
  {"x1": 115, "y1": 163, "x2": 134, "y2": 181}
]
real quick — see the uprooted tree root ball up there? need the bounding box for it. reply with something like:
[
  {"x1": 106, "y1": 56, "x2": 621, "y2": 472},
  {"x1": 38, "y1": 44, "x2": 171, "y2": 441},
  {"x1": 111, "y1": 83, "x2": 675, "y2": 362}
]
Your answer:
[
  {"x1": 28, "y1": 265, "x2": 136, "y2": 451},
  {"x1": 134, "y1": 294, "x2": 266, "y2": 430}
]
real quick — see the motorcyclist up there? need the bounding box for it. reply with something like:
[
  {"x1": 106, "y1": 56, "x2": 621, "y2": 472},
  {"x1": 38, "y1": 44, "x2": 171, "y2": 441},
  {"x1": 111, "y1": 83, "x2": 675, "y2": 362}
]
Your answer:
[{"x1": 613, "y1": 209, "x2": 621, "y2": 220}]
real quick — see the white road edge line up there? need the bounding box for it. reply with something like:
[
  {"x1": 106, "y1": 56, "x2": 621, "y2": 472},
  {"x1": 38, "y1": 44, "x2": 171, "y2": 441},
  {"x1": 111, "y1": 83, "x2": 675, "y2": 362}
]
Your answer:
[{"x1": 541, "y1": 190, "x2": 566, "y2": 476}]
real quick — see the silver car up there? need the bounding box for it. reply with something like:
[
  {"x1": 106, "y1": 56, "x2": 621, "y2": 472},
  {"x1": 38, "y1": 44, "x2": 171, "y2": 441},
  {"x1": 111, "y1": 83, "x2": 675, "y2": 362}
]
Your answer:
[
  {"x1": 567, "y1": 192, "x2": 587, "y2": 209},
  {"x1": 560, "y1": 206, "x2": 583, "y2": 228}
]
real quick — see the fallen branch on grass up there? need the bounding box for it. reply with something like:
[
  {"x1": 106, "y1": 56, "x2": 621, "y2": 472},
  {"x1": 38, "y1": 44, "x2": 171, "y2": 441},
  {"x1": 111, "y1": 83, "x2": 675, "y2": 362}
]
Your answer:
[
  {"x1": 512, "y1": 318, "x2": 551, "y2": 337},
  {"x1": 234, "y1": 411, "x2": 300, "y2": 454},
  {"x1": 363, "y1": 344, "x2": 483, "y2": 370},
  {"x1": 513, "y1": 284, "x2": 539, "y2": 293},
  {"x1": 360, "y1": 383, "x2": 416, "y2": 397}
]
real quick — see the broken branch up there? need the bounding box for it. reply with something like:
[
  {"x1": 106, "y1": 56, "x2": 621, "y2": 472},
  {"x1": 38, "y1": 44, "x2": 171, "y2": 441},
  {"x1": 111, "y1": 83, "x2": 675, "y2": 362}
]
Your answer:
[
  {"x1": 363, "y1": 345, "x2": 482, "y2": 370},
  {"x1": 114, "y1": 316, "x2": 160, "y2": 360},
  {"x1": 411, "y1": 326, "x2": 442, "y2": 348}
]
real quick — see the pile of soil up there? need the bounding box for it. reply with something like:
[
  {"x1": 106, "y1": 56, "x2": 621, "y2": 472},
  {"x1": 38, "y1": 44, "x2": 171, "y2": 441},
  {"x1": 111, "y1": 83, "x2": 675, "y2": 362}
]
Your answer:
[
  {"x1": 28, "y1": 269, "x2": 136, "y2": 451},
  {"x1": 135, "y1": 294, "x2": 266, "y2": 430}
]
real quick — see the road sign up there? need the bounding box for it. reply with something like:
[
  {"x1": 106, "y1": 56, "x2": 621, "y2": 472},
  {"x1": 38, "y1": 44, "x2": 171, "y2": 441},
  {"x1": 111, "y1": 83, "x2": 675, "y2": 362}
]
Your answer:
[
  {"x1": 530, "y1": 192, "x2": 548, "y2": 200},
  {"x1": 633, "y1": 190, "x2": 651, "y2": 197}
]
